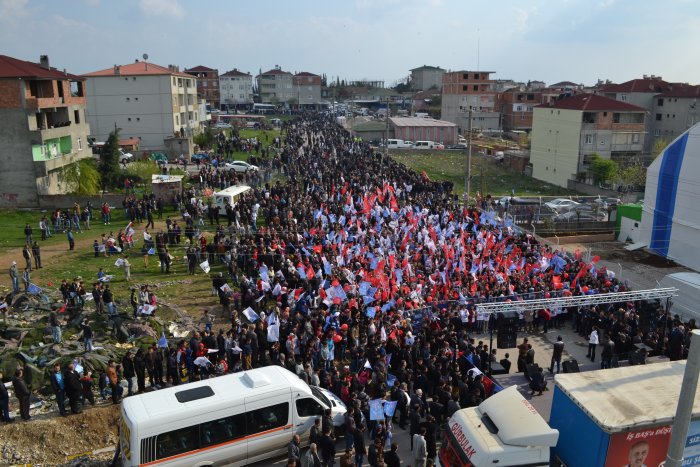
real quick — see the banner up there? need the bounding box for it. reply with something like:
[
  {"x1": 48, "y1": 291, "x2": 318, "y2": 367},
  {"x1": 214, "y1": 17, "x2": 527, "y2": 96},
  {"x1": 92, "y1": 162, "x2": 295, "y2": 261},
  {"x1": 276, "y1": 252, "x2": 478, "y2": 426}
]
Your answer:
[
  {"x1": 369, "y1": 399, "x2": 384, "y2": 421},
  {"x1": 200, "y1": 260, "x2": 210, "y2": 274},
  {"x1": 383, "y1": 400, "x2": 398, "y2": 417},
  {"x1": 604, "y1": 425, "x2": 672, "y2": 467},
  {"x1": 684, "y1": 420, "x2": 700, "y2": 466},
  {"x1": 242, "y1": 307, "x2": 260, "y2": 322}
]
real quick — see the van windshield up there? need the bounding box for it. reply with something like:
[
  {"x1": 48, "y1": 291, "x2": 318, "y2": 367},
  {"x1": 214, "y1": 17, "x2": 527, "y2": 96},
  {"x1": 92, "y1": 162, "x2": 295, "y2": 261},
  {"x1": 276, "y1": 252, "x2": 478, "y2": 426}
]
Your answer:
[
  {"x1": 439, "y1": 430, "x2": 474, "y2": 467},
  {"x1": 310, "y1": 386, "x2": 331, "y2": 409}
]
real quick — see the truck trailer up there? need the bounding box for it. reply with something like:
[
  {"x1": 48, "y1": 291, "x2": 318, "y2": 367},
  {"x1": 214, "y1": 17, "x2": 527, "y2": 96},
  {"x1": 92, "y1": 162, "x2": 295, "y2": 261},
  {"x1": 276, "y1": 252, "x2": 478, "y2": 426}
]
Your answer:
[{"x1": 551, "y1": 360, "x2": 700, "y2": 467}]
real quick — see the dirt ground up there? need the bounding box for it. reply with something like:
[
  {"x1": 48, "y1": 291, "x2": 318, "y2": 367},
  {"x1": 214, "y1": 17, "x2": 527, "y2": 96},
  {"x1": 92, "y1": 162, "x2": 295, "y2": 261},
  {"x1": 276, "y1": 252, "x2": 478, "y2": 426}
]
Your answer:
[{"x1": 0, "y1": 404, "x2": 120, "y2": 465}]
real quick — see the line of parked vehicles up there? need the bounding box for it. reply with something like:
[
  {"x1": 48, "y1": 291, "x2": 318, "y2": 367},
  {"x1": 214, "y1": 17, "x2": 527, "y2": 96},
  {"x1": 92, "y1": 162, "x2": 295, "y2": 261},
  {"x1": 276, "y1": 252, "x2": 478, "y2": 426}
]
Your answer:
[{"x1": 495, "y1": 195, "x2": 622, "y2": 222}]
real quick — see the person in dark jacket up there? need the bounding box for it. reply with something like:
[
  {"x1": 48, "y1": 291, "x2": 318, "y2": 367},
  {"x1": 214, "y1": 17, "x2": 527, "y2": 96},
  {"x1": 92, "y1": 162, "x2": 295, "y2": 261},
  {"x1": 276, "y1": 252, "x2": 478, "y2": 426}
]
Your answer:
[
  {"x1": 0, "y1": 370, "x2": 13, "y2": 422},
  {"x1": 383, "y1": 443, "x2": 401, "y2": 467},
  {"x1": 64, "y1": 363, "x2": 82, "y2": 414},
  {"x1": 409, "y1": 404, "x2": 421, "y2": 449},
  {"x1": 353, "y1": 423, "x2": 367, "y2": 467},
  {"x1": 287, "y1": 434, "x2": 301, "y2": 465},
  {"x1": 80, "y1": 371, "x2": 96, "y2": 406},
  {"x1": 122, "y1": 351, "x2": 135, "y2": 396},
  {"x1": 134, "y1": 348, "x2": 147, "y2": 393},
  {"x1": 319, "y1": 427, "x2": 336, "y2": 467},
  {"x1": 49, "y1": 363, "x2": 67, "y2": 416},
  {"x1": 12, "y1": 369, "x2": 31, "y2": 420}
]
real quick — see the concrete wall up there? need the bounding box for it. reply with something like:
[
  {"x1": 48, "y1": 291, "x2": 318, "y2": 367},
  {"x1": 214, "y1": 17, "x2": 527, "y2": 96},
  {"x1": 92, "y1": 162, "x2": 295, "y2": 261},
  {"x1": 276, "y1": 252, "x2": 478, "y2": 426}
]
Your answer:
[
  {"x1": 0, "y1": 108, "x2": 39, "y2": 207},
  {"x1": 530, "y1": 107, "x2": 582, "y2": 188},
  {"x1": 566, "y1": 179, "x2": 642, "y2": 202},
  {"x1": 651, "y1": 96, "x2": 699, "y2": 150},
  {"x1": 85, "y1": 74, "x2": 177, "y2": 150}
]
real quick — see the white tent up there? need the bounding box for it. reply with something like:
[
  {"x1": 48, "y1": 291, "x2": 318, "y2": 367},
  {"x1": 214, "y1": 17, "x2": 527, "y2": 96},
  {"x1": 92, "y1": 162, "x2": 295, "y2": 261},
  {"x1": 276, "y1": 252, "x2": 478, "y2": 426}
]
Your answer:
[{"x1": 641, "y1": 122, "x2": 700, "y2": 271}]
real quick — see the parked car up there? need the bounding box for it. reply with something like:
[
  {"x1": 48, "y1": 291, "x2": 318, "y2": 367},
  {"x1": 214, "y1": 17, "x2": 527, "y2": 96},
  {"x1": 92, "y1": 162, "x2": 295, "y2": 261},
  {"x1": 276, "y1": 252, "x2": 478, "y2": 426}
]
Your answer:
[
  {"x1": 149, "y1": 152, "x2": 169, "y2": 165},
  {"x1": 544, "y1": 198, "x2": 580, "y2": 211},
  {"x1": 411, "y1": 140, "x2": 439, "y2": 149},
  {"x1": 118, "y1": 148, "x2": 134, "y2": 164},
  {"x1": 592, "y1": 197, "x2": 622, "y2": 210},
  {"x1": 223, "y1": 160, "x2": 259, "y2": 173},
  {"x1": 191, "y1": 153, "x2": 210, "y2": 163},
  {"x1": 447, "y1": 143, "x2": 468, "y2": 150},
  {"x1": 213, "y1": 122, "x2": 232, "y2": 129},
  {"x1": 553, "y1": 211, "x2": 607, "y2": 222}
]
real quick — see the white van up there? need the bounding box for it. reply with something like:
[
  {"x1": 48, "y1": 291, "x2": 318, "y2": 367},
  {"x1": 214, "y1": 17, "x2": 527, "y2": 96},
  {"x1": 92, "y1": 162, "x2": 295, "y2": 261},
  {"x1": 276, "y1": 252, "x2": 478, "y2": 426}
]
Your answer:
[
  {"x1": 412, "y1": 140, "x2": 437, "y2": 149},
  {"x1": 387, "y1": 139, "x2": 413, "y2": 149},
  {"x1": 119, "y1": 366, "x2": 347, "y2": 466},
  {"x1": 214, "y1": 185, "x2": 252, "y2": 215}
]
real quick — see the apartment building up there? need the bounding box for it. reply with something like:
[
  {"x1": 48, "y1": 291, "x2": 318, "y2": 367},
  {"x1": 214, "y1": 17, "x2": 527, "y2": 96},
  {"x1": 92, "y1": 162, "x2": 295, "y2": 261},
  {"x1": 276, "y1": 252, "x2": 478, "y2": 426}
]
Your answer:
[
  {"x1": 83, "y1": 60, "x2": 198, "y2": 150},
  {"x1": 184, "y1": 65, "x2": 220, "y2": 108},
  {"x1": 293, "y1": 72, "x2": 322, "y2": 108},
  {"x1": 409, "y1": 65, "x2": 445, "y2": 92},
  {"x1": 651, "y1": 85, "x2": 700, "y2": 146},
  {"x1": 441, "y1": 70, "x2": 500, "y2": 134},
  {"x1": 257, "y1": 67, "x2": 294, "y2": 105},
  {"x1": 219, "y1": 69, "x2": 254, "y2": 109},
  {"x1": 498, "y1": 87, "x2": 542, "y2": 131},
  {"x1": 0, "y1": 54, "x2": 92, "y2": 207},
  {"x1": 530, "y1": 93, "x2": 646, "y2": 188}
]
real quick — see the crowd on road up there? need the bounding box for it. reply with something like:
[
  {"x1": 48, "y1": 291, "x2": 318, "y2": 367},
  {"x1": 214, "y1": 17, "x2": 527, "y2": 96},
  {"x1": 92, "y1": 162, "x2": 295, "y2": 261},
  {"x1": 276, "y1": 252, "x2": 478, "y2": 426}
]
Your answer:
[{"x1": 2, "y1": 114, "x2": 696, "y2": 467}]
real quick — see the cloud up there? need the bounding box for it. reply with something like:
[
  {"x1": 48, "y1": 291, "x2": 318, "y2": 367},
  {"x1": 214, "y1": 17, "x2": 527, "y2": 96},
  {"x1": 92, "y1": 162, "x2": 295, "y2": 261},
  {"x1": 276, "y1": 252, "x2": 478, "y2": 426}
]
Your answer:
[
  {"x1": 513, "y1": 7, "x2": 529, "y2": 31},
  {"x1": 0, "y1": 0, "x2": 29, "y2": 22},
  {"x1": 139, "y1": 0, "x2": 184, "y2": 19},
  {"x1": 599, "y1": 0, "x2": 615, "y2": 7}
]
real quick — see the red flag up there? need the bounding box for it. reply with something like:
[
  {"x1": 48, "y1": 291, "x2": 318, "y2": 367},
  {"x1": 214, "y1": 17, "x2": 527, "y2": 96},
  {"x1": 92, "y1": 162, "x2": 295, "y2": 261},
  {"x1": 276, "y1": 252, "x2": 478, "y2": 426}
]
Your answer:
[
  {"x1": 306, "y1": 266, "x2": 315, "y2": 280},
  {"x1": 312, "y1": 245, "x2": 323, "y2": 254}
]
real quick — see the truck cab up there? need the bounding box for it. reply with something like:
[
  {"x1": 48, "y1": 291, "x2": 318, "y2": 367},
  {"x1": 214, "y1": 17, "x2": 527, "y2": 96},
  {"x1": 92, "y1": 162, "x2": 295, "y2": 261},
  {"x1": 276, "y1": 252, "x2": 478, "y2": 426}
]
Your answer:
[{"x1": 438, "y1": 386, "x2": 558, "y2": 467}]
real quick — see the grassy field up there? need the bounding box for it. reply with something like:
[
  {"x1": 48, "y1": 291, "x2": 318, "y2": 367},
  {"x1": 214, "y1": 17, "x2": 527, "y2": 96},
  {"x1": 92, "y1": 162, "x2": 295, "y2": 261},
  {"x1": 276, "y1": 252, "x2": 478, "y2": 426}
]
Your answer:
[
  {"x1": 225, "y1": 127, "x2": 282, "y2": 162},
  {"x1": 390, "y1": 149, "x2": 578, "y2": 197}
]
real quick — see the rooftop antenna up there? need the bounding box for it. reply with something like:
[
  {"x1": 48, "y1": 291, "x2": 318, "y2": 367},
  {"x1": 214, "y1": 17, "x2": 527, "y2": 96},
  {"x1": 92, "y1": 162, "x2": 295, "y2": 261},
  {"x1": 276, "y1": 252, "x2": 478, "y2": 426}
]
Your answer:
[{"x1": 143, "y1": 53, "x2": 149, "y2": 71}]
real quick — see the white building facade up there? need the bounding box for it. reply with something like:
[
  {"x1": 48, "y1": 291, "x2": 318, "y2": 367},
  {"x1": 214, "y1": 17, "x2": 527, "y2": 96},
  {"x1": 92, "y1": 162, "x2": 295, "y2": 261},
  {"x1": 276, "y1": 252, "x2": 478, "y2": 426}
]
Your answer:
[
  {"x1": 220, "y1": 69, "x2": 254, "y2": 109},
  {"x1": 83, "y1": 61, "x2": 198, "y2": 150}
]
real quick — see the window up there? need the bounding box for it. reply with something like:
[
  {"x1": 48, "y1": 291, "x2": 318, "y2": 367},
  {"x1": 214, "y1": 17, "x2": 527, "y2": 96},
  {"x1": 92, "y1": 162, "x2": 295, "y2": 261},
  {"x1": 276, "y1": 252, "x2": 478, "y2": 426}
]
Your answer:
[
  {"x1": 296, "y1": 398, "x2": 324, "y2": 417},
  {"x1": 200, "y1": 413, "x2": 246, "y2": 447},
  {"x1": 128, "y1": 118, "x2": 132, "y2": 121},
  {"x1": 585, "y1": 134, "x2": 593, "y2": 145},
  {"x1": 74, "y1": 110, "x2": 80, "y2": 124},
  {"x1": 632, "y1": 133, "x2": 640, "y2": 143},
  {"x1": 135, "y1": 97, "x2": 139, "y2": 101},
  {"x1": 246, "y1": 403, "x2": 289, "y2": 434},
  {"x1": 172, "y1": 77, "x2": 176, "y2": 85},
  {"x1": 77, "y1": 138, "x2": 82, "y2": 150},
  {"x1": 137, "y1": 117, "x2": 140, "y2": 122},
  {"x1": 654, "y1": 129, "x2": 661, "y2": 136},
  {"x1": 155, "y1": 426, "x2": 198, "y2": 460},
  {"x1": 462, "y1": 73, "x2": 468, "y2": 80},
  {"x1": 620, "y1": 94, "x2": 628, "y2": 101},
  {"x1": 132, "y1": 77, "x2": 136, "y2": 81},
  {"x1": 656, "y1": 113, "x2": 662, "y2": 121},
  {"x1": 473, "y1": 85, "x2": 478, "y2": 91},
  {"x1": 175, "y1": 115, "x2": 179, "y2": 125},
  {"x1": 126, "y1": 97, "x2": 130, "y2": 101},
  {"x1": 657, "y1": 98, "x2": 664, "y2": 106}
]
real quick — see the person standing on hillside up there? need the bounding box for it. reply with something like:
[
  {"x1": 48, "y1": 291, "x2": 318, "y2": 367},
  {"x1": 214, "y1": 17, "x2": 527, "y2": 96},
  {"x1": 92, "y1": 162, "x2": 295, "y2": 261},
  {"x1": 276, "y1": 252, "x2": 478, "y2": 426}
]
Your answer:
[
  {"x1": 12, "y1": 368, "x2": 31, "y2": 421},
  {"x1": 64, "y1": 363, "x2": 82, "y2": 414},
  {"x1": 549, "y1": 336, "x2": 565, "y2": 374},
  {"x1": 49, "y1": 363, "x2": 67, "y2": 417},
  {"x1": 9, "y1": 261, "x2": 19, "y2": 295},
  {"x1": 22, "y1": 243, "x2": 32, "y2": 271},
  {"x1": 31, "y1": 242, "x2": 41, "y2": 269},
  {"x1": 24, "y1": 223, "x2": 33, "y2": 244},
  {"x1": 67, "y1": 228, "x2": 75, "y2": 251}
]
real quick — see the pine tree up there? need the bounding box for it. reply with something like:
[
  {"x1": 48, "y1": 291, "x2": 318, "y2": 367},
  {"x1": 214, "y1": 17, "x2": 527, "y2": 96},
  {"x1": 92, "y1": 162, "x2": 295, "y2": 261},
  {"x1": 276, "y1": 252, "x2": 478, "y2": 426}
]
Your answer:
[{"x1": 99, "y1": 128, "x2": 121, "y2": 189}]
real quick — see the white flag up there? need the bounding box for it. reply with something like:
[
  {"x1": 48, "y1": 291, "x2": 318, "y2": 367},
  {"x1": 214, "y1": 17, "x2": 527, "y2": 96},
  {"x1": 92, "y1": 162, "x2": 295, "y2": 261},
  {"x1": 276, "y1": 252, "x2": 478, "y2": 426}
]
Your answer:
[{"x1": 200, "y1": 260, "x2": 210, "y2": 274}]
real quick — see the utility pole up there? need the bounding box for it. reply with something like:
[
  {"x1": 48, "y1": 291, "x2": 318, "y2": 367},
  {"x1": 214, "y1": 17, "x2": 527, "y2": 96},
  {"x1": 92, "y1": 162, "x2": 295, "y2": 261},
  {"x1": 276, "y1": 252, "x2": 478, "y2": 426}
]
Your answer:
[
  {"x1": 665, "y1": 329, "x2": 700, "y2": 467},
  {"x1": 465, "y1": 108, "x2": 473, "y2": 205},
  {"x1": 383, "y1": 98, "x2": 390, "y2": 173}
]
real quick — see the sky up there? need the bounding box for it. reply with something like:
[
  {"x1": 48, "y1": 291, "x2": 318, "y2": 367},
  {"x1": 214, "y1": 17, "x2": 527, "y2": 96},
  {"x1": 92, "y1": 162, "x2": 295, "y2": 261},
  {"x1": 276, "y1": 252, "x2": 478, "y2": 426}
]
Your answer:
[{"x1": 1, "y1": 0, "x2": 699, "y2": 87}]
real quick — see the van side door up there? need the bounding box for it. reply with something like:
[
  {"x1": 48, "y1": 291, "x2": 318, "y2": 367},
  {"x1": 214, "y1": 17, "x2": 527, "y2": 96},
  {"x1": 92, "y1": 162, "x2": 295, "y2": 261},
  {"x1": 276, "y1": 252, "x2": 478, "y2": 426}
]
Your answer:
[
  {"x1": 294, "y1": 396, "x2": 326, "y2": 443},
  {"x1": 244, "y1": 394, "x2": 292, "y2": 462}
]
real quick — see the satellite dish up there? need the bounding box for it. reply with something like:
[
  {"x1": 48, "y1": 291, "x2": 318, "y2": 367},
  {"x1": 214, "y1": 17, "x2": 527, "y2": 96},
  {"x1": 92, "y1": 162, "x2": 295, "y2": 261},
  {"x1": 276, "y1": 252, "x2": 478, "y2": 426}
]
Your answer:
[{"x1": 143, "y1": 53, "x2": 149, "y2": 61}]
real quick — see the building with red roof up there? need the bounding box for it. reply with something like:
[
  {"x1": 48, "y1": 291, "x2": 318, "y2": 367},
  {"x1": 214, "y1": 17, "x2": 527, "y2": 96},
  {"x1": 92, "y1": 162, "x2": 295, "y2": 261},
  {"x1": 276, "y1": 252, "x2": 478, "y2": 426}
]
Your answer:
[
  {"x1": 441, "y1": 70, "x2": 500, "y2": 135},
  {"x1": 220, "y1": 69, "x2": 254, "y2": 109},
  {"x1": 0, "y1": 54, "x2": 92, "y2": 207},
  {"x1": 185, "y1": 65, "x2": 220, "y2": 108},
  {"x1": 256, "y1": 66, "x2": 294, "y2": 105},
  {"x1": 83, "y1": 60, "x2": 199, "y2": 151},
  {"x1": 530, "y1": 93, "x2": 646, "y2": 188},
  {"x1": 293, "y1": 72, "x2": 323, "y2": 108}
]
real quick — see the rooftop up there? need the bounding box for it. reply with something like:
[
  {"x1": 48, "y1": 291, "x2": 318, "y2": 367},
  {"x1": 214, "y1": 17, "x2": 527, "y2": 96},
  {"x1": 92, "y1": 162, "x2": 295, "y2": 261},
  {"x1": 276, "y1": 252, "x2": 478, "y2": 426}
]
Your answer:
[
  {"x1": 598, "y1": 77, "x2": 671, "y2": 94},
  {"x1": 221, "y1": 69, "x2": 251, "y2": 77},
  {"x1": 410, "y1": 65, "x2": 446, "y2": 72},
  {"x1": 294, "y1": 71, "x2": 319, "y2": 77},
  {"x1": 0, "y1": 54, "x2": 81, "y2": 80},
  {"x1": 389, "y1": 117, "x2": 457, "y2": 128},
  {"x1": 656, "y1": 84, "x2": 700, "y2": 98},
  {"x1": 539, "y1": 93, "x2": 646, "y2": 112},
  {"x1": 259, "y1": 68, "x2": 292, "y2": 76},
  {"x1": 83, "y1": 61, "x2": 191, "y2": 78},
  {"x1": 184, "y1": 65, "x2": 217, "y2": 73}
]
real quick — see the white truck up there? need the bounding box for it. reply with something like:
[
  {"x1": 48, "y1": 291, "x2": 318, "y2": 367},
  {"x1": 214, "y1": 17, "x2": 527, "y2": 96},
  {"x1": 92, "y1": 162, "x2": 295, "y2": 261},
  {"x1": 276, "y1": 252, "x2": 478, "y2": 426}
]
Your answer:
[{"x1": 437, "y1": 386, "x2": 558, "y2": 466}]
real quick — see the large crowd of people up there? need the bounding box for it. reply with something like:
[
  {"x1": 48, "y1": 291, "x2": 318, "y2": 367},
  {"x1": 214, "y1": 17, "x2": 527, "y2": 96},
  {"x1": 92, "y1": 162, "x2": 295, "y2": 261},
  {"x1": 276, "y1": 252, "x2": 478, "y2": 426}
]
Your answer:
[{"x1": 2, "y1": 114, "x2": 695, "y2": 467}]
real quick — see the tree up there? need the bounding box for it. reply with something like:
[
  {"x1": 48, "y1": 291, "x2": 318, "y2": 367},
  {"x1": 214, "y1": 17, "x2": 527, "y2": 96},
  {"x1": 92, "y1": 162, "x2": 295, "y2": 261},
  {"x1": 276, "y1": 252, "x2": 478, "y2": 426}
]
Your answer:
[
  {"x1": 652, "y1": 137, "x2": 669, "y2": 160},
  {"x1": 58, "y1": 158, "x2": 101, "y2": 195},
  {"x1": 193, "y1": 126, "x2": 215, "y2": 150},
  {"x1": 99, "y1": 128, "x2": 121, "y2": 189},
  {"x1": 588, "y1": 154, "x2": 618, "y2": 186},
  {"x1": 617, "y1": 164, "x2": 647, "y2": 189}
]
